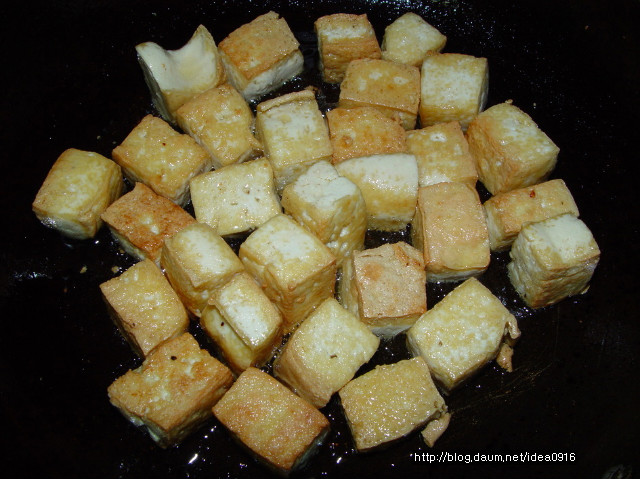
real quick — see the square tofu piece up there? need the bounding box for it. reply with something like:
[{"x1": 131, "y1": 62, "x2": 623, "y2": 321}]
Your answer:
[
  {"x1": 189, "y1": 158, "x2": 282, "y2": 236},
  {"x1": 161, "y1": 222, "x2": 245, "y2": 317},
  {"x1": 176, "y1": 83, "x2": 262, "y2": 169},
  {"x1": 239, "y1": 214, "x2": 337, "y2": 334},
  {"x1": 419, "y1": 53, "x2": 489, "y2": 130},
  {"x1": 281, "y1": 161, "x2": 367, "y2": 268},
  {"x1": 273, "y1": 297, "x2": 379, "y2": 408},
  {"x1": 339, "y1": 59, "x2": 421, "y2": 130},
  {"x1": 327, "y1": 106, "x2": 407, "y2": 164},
  {"x1": 100, "y1": 182, "x2": 195, "y2": 265},
  {"x1": 339, "y1": 242, "x2": 426, "y2": 338},
  {"x1": 100, "y1": 258, "x2": 189, "y2": 358},
  {"x1": 507, "y1": 213, "x2": 600, "y2": 308},
  {"x1": 314, "y1": 13, "x2": 381, "y2": 84},
  {"x1": 406, "y1": 277, "x2": 521, "y2": 392},
  {"x1": 484, "y1": 179, "x2": 580, "y2": 251},
  {"x1": 256, "y1": 90, "x2": 333, "y2": 192},
  {"x1": 213, "y1": 367, "x2": 330, "y2": 475},
  {"x1": 32, "y1": 148, "x2": 122, "y2": 240},
  {"x1": 339, "y1": 357, "x2": 447, "y2": 452},
  {"x1": 218, "y1": 11, "x2": 304, "y2": 102},
  {"x1": 201, "y1": 271, "x2": 283, "y2": 373},
  {"x1": 136, "y1": 25, "x2": 226, "y2": 122},
  {"x1": 467, "y1": 101, "x2": 560, "y2": 195},
  {"x1": 406, "y1": 121, "x2": 478, "y2": 188},
  {"x1": 381, "y1": 12, "x2": 447, "y2": 67},
  {"x1": 108, "y1": 333, "x2": 233, "y2": 448},
  {"x1": 335, "y1": 153, "x2": 418, "y2": 231},
  {"x1": 112, "y1": 114, "x2": 211, "y2": 206},
  {"x1": 411, "y1": 182, "x2": 490, "y2": 281}
]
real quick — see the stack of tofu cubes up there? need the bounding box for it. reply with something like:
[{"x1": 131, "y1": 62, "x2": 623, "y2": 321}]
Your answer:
[{"x1": 31, "y1": 8, "x2": 600, "y2": 475}]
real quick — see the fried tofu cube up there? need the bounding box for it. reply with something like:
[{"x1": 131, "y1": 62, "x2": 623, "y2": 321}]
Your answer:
[
  {"x1": 160, "y1": 222, "x2": 245, "y2": 317},
  {"x1": 381, "y1": 12, "x2": 447, "y2": 67},
  {"x1": 281, "y1": 161, "x2": 367, "y2": 268},
  {"x1": 100, "y1": 182, "x2": 195, "y2": 264},
  {"x1": 411, "y1": 182, "x2": 490, "y2": 281},
  {"x1": 335, "y1": 153, "x2": 418, "y2": 231},
  {"x1": 239, "y1": 214, "x2": 337, "y2": 334},
  {"x1": 273, "y1": 297, "x2": 379, "y2": 408},
  {"x1": 327, "y1": 106, "x2": 407, "y2": 164},
  {"x1": 339, "y1": 59, "x2": 421, "y2": 130},
  {"x1": 218, "y1": 11, "x2": 304, "y2": 102},
  {"x1": 200, "y1": 271, "x2": 283, "y2": 373},
  {"x1": 189, "y1": 158, "x2": 282, "y2": 236},
  {"x1": 406, "y1": 121, "x2": 478, "y2": 188},
  {"x1": 484, "y1": 179, "x2": 580, "y2": 251},
  {"x1": 314, "y1": 13, "x2": 381, "y2": 84},
  {"x1": 112, "y1": 115, "x2": 212, "y2": 206},
  {"x1": 338, "y1": 242, "x2": 426, "y2": 338},
  {"x1": 419, "y1": 53, "x2": 489, "y2": 130},
  {"x1": 99, "y1": 258, "x2": 189, "y2": 357},
  {"x1": 108, "y1": 332, "x2": 233, "y2": 448},
  {"x1": 507, "y1": 213, "x2": 600, "y2": 308},
  {"x1": 136, "y1": 25, "x2": 226, "y2": 122},
  {"x1": 255, "y1": 90, "x2": 333, "y2": 192},
  {"x1": 213, "y1": 367, "x2": 330, "y2": 475},
  {"x1": 32, "y1": 148, "x2": 123, "y2": 240},
  {"x1": 339, "y1": 357, "x2": 447, "y2": 452},
  {"x1": 467, "y1": 101, "x2": 560, "y2": 195},
  {"x1": 176, "y1": 83, "x2": 262, "y2": 169},
  {"x1": 406, "y1": 277, "x2": 521, "y2": 392}
]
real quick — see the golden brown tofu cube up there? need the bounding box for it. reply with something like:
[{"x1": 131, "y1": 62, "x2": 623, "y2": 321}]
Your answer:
[
  {"x1": 256, "y1": 90, "x2": 333, "y2": 191},
  {"x1": 484, "y1": 179, "x2": 580, "y2": 251},
  {"x1": 314, "y1": 13, "x2": 381, "y2": 83},
  {"x1": 339, "y1": 357, "x2": 447, "y2": 452},
  {"x1": 280, "y1": 161, "x2": 367, "y2": 268},
  {"x1": 100, "y1": 182, "x2": 196, "y2": 264},
  {"x1": 32, "y1": 148, "x2": 123, "y2": 239},
  {"x1": 189, "y1": 158, "x2": 282, "y2": 236},
  {"x1": 218, "y1": 11, "x2": 304, "y2": 101},
  {"x1": 327, "y1": 106, "x2": 407, "y2": 164},
  {"x1": 273, "y1": 298, "x2": 379, "y2": 408},
  {"x1": 201, "y1": 271, "x2": 283, "y2": 373},
  {"x1": 99, "y1": 258, "x2": 189, "y2": 357},
  {"x1": 419, "y1": 53, "x2": 489, "y2": 130},
  {"x1": 176, "y1": 83, "x2": 262, "y2": 169},
  {"x1": 411, "y1": 182, "x2": 490, "y2": 281},
  {"x1": 239, "y1": 214, "x2": 337, "y2": 334},
  {"x1": 136, "y1": 25, "x2": 226, "y2": 122},
  {"x1": 339, "y1": 242, "x2": 426, "y2": 338},
  {"x1": 335, "y1": 153, "x2": 418, "y2": 231},
  {"x1": 381, "y1": 12, "x2": 447, "y2": 67},
  {"x1": 112, "y1": 115, "x2": 212, "y2": 206},
  {"x1": 507, "y1": 214, "x2": 600, "y2": 308},
  {"x1": 467, "y1": 101, "x2": 560, "y2": 195},
  {"x1": 108, "y1": 332, "x2": 233, "y2": 447},
  {"x1": 406, "y1": 277, "x2": 521, "y2": 392},
  {"x1": 213, "y1": 367, "x2": 330, "y2": 475},
  {"x1": 406, "y1": 121, "x2": 478, "y2": 188},
  {"x1": 160, "y1": 222, "x2": 245, "y2": 317},
  {"x1": 339, "y1": 59, "x2": 421, "y2": 129}
]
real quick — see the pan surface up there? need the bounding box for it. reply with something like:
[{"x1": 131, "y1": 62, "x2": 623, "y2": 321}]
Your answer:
[{"x1": 1, "y1": 1, "x2": 639, "y2": 478}]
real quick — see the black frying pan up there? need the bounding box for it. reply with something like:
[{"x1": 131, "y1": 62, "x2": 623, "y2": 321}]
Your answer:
[{"x1": 2, "y1": 1, "x2": 639, "y2": 478}]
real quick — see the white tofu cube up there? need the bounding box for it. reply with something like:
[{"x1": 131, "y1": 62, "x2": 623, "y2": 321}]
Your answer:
[
  {"x1": 507, "y1": 213, "x2": 600, "y2": 308},
  {"x1": 189, "y1": 158, "x2": 282, "y2": 236},
  {"x1": 281, "y1": 160, "x2": 367, "y2": 268},
  {"x1": 406, "y1": 277, "x2": 521, "y2": 392},
  {"x1": 273, "y1": 297, "x2": 379, "y2": 408},
  {"x1": 32, "y1": 148, "x2": 123, "y2": 239},
  {"x1": 239, "y1": 214, "x2": 337, "y2": 333},
  {"x1": 381, "y1": 12, "x2": 447, "y2": 67}
]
